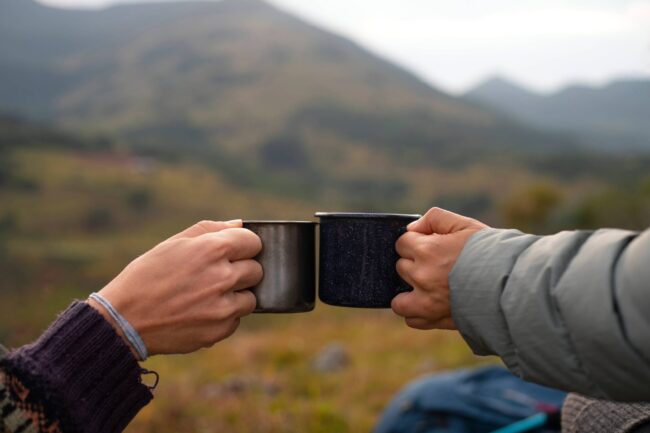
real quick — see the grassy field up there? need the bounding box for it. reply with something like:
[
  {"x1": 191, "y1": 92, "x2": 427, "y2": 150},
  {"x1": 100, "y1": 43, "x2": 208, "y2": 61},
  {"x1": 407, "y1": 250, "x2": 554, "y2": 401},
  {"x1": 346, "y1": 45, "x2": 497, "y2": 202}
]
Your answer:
[{"x1": 129, "y1": 305, "x2": 486, "y2": 433}]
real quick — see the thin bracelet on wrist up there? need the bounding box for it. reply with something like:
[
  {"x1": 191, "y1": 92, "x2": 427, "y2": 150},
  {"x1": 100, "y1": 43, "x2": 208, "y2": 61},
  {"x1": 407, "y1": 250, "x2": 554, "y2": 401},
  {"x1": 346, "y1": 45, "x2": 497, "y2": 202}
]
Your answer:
[{"x1": 88, "y1": 293, "x2": 149, "y2": 361}]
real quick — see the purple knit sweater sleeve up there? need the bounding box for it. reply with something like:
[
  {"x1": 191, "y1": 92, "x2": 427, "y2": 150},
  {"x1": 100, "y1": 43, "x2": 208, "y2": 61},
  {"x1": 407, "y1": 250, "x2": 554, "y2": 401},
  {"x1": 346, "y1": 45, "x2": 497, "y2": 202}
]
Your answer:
[{"x1": 0, "y1": 301, "x2": 153, "y2": 433}]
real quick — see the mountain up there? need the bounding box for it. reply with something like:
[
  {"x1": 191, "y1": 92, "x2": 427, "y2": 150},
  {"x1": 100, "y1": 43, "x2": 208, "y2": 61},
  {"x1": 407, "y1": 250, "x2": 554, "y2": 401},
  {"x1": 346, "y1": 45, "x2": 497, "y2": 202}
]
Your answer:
[
  {"x1": 464, "y1": 76, "x2": 541, "y2": 120},
  {"x1": 0, "y1": 0, "x2": 583, "y2": 188},
  {"x1": 466, "y1": 76, "x2": 650, "y2": 151}
]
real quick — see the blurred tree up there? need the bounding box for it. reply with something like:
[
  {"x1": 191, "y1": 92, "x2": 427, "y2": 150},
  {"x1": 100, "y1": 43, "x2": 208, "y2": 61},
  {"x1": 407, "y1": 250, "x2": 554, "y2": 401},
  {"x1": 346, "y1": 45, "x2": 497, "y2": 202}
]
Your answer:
[
  {"x1": 435, "y1": 192, "x2": 492, "y2": 219},
  {"x1": 260, "y1": 135, "x2": 309, "y2": 170},
  {"x1": 0, "y1": 211, "x2": 16, "y2": 258},
  {"x1": 83, "y1": 207, "x2": 115, "y2": 232},
  {"x1": 570, "y1": 181, "x2": 650, "y2": 231},
  {"x1": 502, "y1": 183, "x2": 564, "y2": 233},
  {"x1": 126, "y1": 187, "x2": 153, "y2": 211},
  {"x1": 0, "y1": 150, "x2": 13, "y2": 186},
  {"x1": 11, "y1": 176, "x2": 40, "y2": 192}
]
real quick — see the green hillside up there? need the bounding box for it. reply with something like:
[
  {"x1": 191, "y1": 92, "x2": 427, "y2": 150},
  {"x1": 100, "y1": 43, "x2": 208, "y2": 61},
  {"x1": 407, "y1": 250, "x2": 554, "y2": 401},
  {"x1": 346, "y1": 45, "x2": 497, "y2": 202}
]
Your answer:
[{"x1": 0, "y1": 0, "x2": 591, "y2": 205}]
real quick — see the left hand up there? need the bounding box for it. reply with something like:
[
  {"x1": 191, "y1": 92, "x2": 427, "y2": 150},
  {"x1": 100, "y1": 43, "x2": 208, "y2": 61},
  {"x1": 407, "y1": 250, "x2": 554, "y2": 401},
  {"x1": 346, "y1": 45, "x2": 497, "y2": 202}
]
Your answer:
[{"x1": 392, "y1": 208, "x2": 488, "y2": 330}]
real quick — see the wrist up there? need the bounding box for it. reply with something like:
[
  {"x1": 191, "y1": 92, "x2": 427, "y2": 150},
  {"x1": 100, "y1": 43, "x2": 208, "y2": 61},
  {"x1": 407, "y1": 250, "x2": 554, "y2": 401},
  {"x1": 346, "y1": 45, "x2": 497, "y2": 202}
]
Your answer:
[{"x1": 87, "y1": 298, "x2": 141, "y2": 361}]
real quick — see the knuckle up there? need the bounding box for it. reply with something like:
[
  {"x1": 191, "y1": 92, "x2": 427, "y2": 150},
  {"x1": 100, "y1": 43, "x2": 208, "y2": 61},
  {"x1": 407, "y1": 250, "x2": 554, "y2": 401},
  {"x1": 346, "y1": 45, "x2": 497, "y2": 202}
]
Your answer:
[
  {"x1": 413, "y1": 239, "x2": 431, "y2": 256},
  {"x1": 420, "y1": 294, "x2": 437, "y2": 313},
  {"x1": 253, "y1": 261, "x2": 264, "y2": 282},
  {"x1": 241, "y1": 291, "x2": 257, "y2": 314},
  {"x1": 209, "y1": 304, "x2": 231, "y2": 321},
  {"x1": 215, "y1": 295, "x2": 245, "y2": 321},
  {"x1": 396, "y1": 232, "x2": 415, "y2": 251},
  {"x1": 170, "y1": 237, "x2": 192, "y2": 251},
  {"x1": 225, "y1": 301, "x2": 242, "y2": 318},
  {"x1": 425, "y1": 207, "x2": 443, "y2": 219},
  {"x1": 189, "y1": 237, "x2": 219, "y2": 261},
  {"x1": 199, "y1": 330, "x2": 218, "y2": 348},
  {"x1": 246, "y1": 231, "x2": 263, "y2": 254},
  {"x1": 395, "y1": 259, "x2": 410, "y2": 277},
  {"x1": 391, "y1": 294, "x2": 408, "y2": 315},
  {"x1": 395, "y1": 233, "x2": 408, "y2": 249},
  {"x1": 196, "y1": 220, "x2": 214, "y2": 230},
  {"x1": 195, "y1": 220, "x2": 225, "y2": 234},
  {"x1": 405, "y1": 318, "x2": 428, "y2": 330},
  {"x1": 469, "y1": 218, "x2": 487, "y2": 229},
  {"x1": 226, "y1": 318, "x2": 241, "y2": 337},
  {"x1": 216, "y1": 265, "x2": 238, "y2": 290},
  {"x1": 412, "y1": 268, "x2": 431, "y2": 287},
  {"x1": 214, "y1": 236, "x2": 235, "y2": 257}
]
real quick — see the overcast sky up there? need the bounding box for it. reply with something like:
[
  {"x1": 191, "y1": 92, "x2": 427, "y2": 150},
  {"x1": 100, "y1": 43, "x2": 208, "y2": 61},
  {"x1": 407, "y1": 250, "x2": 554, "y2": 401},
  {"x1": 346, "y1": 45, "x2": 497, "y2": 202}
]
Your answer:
[{"x1": 38, "y1": 0, "x2": 650, "y2": 94}]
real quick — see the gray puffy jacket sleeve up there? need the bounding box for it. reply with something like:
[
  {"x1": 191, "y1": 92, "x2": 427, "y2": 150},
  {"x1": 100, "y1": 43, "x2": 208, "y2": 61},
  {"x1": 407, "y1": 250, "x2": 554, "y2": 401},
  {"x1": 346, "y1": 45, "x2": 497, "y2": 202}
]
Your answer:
[{"x1": 449, "y1": 227, "x2": 650, "y2": 401}]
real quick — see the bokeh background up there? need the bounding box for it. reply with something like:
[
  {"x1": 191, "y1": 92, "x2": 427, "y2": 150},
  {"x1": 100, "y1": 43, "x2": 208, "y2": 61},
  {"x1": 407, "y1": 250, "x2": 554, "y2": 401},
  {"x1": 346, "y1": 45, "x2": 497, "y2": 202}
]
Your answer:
[{"x1": 1, "y1": 0, "x2": 649, "y2": 431}]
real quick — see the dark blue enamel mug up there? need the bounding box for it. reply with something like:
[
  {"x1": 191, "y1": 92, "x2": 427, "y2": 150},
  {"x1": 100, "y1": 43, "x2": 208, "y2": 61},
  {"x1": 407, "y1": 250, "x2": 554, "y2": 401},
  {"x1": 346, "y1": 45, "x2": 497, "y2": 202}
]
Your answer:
[{"x1": 315, "y1": 212, "x2": 420, "y2": 308}]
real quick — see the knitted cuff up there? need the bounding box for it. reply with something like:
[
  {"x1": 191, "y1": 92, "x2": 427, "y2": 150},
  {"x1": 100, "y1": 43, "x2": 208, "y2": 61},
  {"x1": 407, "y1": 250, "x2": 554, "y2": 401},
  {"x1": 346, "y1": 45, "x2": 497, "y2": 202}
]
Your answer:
[
  {"x1": 562, "y1": 393, "x2": 650, "y2": 433},
  {"x1": 0, "y1": 301, "x2": 153, "y2": 433}
]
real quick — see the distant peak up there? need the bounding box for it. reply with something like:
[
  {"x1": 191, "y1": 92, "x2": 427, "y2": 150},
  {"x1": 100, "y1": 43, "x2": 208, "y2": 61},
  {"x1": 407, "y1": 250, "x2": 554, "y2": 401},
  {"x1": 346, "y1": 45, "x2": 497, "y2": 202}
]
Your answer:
[
  {"x1": 469, "y1": 75, "x2": 535, "y2": 95},
  {"x1": 219, "y1": 0, "x2": 274, "y2": 10}
]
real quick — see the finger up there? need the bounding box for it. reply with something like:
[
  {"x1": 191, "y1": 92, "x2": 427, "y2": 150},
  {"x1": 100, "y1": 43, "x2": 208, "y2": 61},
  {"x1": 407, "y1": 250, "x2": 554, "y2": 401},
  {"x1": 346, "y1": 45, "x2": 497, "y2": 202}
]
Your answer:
[
  {"x1": 229, "y1": 259, "x2": 264, "y2": 291},
  {"x1": 408, "y1": 208, "x2": 476, "y2": 235},
  {"x1": 392, "y1": 290, "x2": 445, "y2": 322},
  {"x1": 169, "y1": 219, "x2": 242, "y2": 240},
  {"x1": 405, "y1": 317, "x2": 436, "y2": 330},
  {"x1": 395, "y1": 231, "x2": 423, "y2": 259},
  {"x1": 231, "y1": 290, "x2": 257, "y2": 317},
  {"x1": 396, "y1": 258, "x2": 417, "y2": 287},
  {"x1": 205, "y1": 228, "x2": 263, "y2": 261},
  {"x1": 433, "y1": 317, "x2": 457, "y2": 330},
  {"x1": 216, "y1": 317, "x2": 241, "y2": 344},
  {"x1": 391, "y1": 291, "x2": 425, "y2": 319}
]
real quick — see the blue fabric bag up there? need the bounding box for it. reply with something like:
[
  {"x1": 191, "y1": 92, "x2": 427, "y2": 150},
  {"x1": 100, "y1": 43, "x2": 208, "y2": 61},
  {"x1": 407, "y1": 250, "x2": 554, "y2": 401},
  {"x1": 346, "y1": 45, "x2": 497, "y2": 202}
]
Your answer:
[{"x1": 374, "y1": 366, "x2": 566, "y2": 433}]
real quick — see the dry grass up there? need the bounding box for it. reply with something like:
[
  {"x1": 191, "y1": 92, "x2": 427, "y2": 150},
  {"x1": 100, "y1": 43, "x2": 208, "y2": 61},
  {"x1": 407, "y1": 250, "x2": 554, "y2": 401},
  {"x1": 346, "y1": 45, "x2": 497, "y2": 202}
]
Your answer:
[{"x1": 128, "y1": 304, "x2": 491, "y2": 433}]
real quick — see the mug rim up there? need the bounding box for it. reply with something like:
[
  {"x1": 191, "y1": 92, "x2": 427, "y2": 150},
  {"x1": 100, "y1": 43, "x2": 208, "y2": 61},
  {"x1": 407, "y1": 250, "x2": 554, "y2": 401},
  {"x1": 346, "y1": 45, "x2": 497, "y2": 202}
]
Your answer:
[
  {"x1": 315, "y1": 212, "x2": 421, "y2": 220},
  {"x1": 243, "y1": 220, "x2": 316, "y2": 224}
]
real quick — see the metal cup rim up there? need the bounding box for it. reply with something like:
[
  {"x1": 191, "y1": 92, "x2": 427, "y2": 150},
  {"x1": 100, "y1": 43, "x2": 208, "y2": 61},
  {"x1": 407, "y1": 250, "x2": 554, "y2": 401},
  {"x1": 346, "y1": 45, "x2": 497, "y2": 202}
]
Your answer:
[
  {"x1": 314, "y1": 212, "x2": 421, "y2": 220},
  {"x1": 243, "y1": 220, "x2": 317, "y2": 224}
]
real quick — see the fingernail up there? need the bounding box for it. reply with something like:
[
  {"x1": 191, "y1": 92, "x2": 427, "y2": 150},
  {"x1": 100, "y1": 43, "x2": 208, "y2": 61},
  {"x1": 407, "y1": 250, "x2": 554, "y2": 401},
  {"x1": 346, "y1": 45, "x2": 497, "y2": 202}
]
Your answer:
[{"x1": 226, "y1": 219, "x2": 242, "y2": 226}]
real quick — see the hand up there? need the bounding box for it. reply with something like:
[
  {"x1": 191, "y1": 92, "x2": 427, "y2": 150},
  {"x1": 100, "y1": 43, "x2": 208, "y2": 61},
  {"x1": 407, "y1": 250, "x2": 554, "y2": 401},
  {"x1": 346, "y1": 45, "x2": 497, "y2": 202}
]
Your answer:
[
  {"x1": 88, "y1": 220, "x2": 263, "y2": 356},
  {"x1": 392, "y1": 208, "x2": 487, "y2": 330}
]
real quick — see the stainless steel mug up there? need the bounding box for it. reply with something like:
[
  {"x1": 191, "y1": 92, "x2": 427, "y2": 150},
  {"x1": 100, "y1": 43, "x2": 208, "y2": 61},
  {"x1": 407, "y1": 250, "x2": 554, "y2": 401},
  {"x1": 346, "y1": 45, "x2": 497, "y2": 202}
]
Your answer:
[
  {"x1": 243, "y1": 221, "x2": 317, "y2": 313},
  {"x1": 316, "y1": 212, "x2": 420, "y2": 308}
]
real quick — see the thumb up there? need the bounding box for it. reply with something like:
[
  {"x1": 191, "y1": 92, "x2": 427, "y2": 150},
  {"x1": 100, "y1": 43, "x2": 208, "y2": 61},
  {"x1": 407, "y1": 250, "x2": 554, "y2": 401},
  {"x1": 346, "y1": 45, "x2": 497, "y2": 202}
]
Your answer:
[{"x1": 408, "y1": 208, "x2": 476, "y2": 235}]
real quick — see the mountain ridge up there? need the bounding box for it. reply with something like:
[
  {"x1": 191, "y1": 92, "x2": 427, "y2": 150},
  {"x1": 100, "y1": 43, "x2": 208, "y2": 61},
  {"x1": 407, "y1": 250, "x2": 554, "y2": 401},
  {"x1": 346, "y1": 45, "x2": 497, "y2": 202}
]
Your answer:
[
  {"x1": 466, "y1": 75, "x2": 650, "y2": 151},
  {"x1": 0, "y1": 0, "x2": 591, "y2": 205}
]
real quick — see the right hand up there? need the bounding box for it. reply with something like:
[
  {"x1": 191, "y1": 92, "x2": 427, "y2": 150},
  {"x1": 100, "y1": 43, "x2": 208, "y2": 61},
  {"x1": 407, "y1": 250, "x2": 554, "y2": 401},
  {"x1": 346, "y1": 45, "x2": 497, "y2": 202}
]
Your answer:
[
  {"x1": 88, "y1": 220, "x2": 263, "y2": 356},
  {"x1": 392, "y1": 208, "x2": 487, "y2": 330}
]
